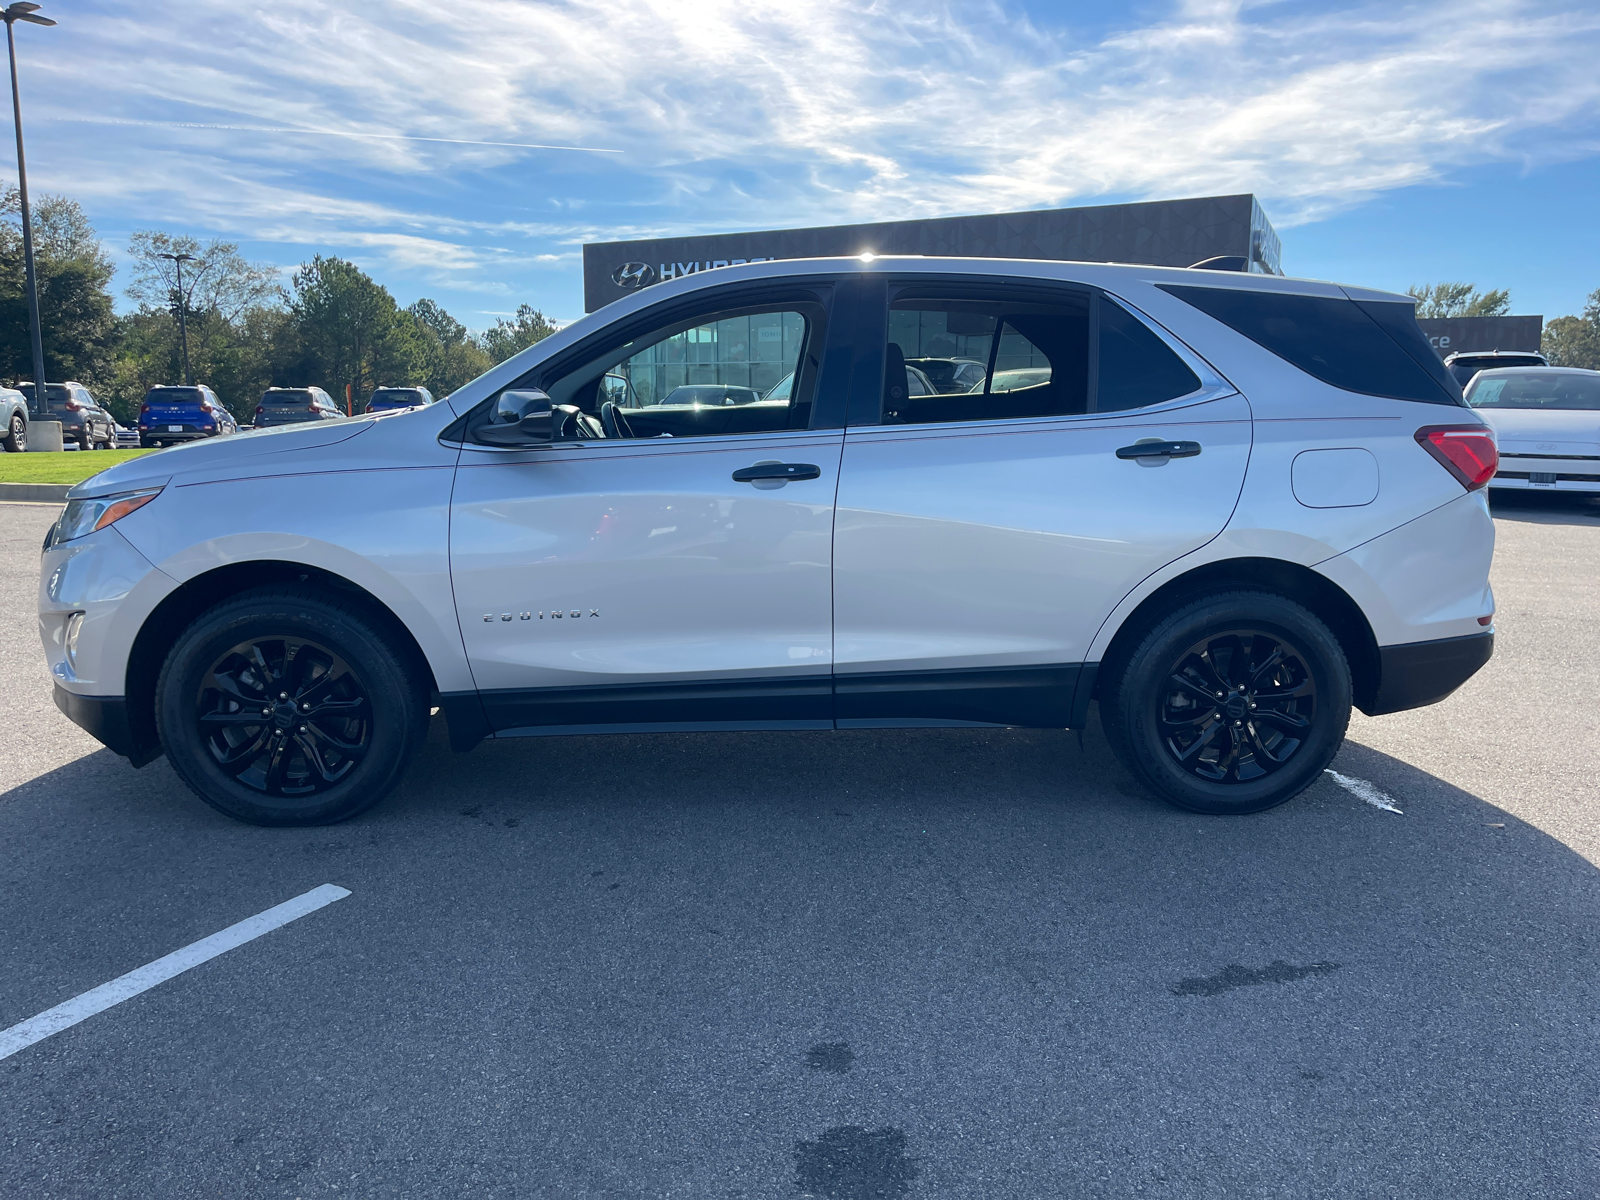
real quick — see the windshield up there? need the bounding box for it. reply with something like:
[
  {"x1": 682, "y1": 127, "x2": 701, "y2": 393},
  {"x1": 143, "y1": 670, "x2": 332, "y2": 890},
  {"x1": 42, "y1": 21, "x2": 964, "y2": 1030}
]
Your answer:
[
  {"x1": 1466, "y1": 372, "x2": 1600, "y2": 411},
  {"x1": 659, "y1": 385, "x2": 764, "y2": 407}
]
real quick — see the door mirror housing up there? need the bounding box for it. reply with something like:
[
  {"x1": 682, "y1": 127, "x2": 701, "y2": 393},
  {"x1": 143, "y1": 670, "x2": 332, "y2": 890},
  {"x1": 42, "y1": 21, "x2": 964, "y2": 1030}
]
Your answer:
[{"x1": 476, "y1": 388, "x2": 560, "y2": 445}]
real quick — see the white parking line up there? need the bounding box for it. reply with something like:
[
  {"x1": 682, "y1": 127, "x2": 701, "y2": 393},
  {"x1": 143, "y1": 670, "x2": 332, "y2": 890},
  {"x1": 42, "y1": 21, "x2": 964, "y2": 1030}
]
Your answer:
[
  {"x1": 1325, "y1": 768, "x2": 1403, "y2": 814},
  {"x1": 0, "y1": 883, "x2": 350, "y2": 1061}
]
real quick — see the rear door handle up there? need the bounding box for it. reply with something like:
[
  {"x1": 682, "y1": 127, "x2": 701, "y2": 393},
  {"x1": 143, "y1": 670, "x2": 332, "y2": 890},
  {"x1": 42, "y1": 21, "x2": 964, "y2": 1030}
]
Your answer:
[
  {"x1": 731, "y1": 462, "x2": 821, "y2": 483},
  {"x1": 1115, "y1": 440, "x2": 1201, "y2": 460}
]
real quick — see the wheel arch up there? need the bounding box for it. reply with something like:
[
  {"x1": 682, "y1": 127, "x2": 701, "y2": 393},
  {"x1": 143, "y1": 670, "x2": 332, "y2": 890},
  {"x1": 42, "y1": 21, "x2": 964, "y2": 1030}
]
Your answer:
[
  {"x1": 122, "y1": 560, "x2": 442, "y2": 765},
  {"x1": 1093, "y1": 556, "x2": 1381, "y2": 713}
]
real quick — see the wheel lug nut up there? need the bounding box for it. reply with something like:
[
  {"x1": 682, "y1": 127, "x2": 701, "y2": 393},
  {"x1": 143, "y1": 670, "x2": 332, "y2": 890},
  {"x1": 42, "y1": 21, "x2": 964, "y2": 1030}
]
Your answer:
[
  {"x1": 298, "y1": 725, "x2": 307, "y2": 733},
  {"x1": 279, "y1": 693, "x2": 288, "y2": 700}
]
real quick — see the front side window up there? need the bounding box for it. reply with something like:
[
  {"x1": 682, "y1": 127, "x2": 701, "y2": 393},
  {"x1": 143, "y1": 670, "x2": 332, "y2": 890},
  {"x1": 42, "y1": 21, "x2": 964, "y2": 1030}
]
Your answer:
[{"x1": 531, "y1": 303, "x2": 819, "y2": 439}]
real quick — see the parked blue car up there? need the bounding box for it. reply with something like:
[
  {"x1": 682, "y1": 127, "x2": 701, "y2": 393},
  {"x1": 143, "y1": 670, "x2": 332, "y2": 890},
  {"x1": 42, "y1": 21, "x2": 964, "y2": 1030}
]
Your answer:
[
  {"x1": 139, "y1": 385, "x2": 238, "y2": 447},
  {"x1": 364, "y1": 386, "x2": 435, "y2": 414}
]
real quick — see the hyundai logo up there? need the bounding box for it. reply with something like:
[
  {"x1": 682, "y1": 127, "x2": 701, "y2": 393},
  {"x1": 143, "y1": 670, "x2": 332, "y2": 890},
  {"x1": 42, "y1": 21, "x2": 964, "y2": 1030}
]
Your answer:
[{"x1": 611, "y1": 262, "x2": 656, "y2": 289}]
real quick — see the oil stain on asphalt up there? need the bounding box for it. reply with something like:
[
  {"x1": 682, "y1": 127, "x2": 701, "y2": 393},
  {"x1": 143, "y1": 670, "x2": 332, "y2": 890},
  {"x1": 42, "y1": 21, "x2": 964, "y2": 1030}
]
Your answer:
[
  {"x1": 805, "y1": 1043, "x2": 854, "y2": 1074},
  {"x1": 794, "y1": 1126, "x2": 919, "y2": 1199},
  {"x1": 1171, "y1": 960, "x2": 1341, "y2": 997}
]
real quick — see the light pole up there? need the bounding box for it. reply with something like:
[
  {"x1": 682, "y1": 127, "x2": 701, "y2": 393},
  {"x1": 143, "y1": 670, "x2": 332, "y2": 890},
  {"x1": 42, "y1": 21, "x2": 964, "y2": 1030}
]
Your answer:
[
  {"x1": 159, "y1": 252, "x2": 197, "y2": 386},
  {"x1": 3, "y1": 2, "x2": 53, "y2": 419}
]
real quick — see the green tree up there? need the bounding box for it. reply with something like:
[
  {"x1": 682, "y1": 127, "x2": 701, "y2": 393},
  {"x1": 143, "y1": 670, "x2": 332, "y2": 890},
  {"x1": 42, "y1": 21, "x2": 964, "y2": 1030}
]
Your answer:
[
  {"x1": 104, "y1": 231, "x2": 290, "y2": 423},
  {"x1": 1407, "y1": 282, "x2": 1511, "y2": 319},
  {"x1": 404, "y1": 297, "x2": 491, "y2": 397},
  {"x1": 477, "y1": 303, "x2": 556, "y2": 365},
  {"x1": 1542, "y1": 288, "x2": 1600, "y2": 369},
  {"x1": 0, "y1": 185, "x2": 116, "y2": 389},
  {"x1": 288, "y1": 256, "x2": 421, "y2": 407},
  {"x1": 124, "y1": 230, "x2": 280, "y2": 322}
]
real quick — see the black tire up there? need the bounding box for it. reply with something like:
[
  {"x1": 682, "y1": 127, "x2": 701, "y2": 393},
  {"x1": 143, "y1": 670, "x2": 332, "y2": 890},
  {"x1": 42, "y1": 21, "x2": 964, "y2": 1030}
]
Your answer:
[
  {"x1": 1100, "y1": 591, "x2": 1351, "y2": 815},
  {"x1": 77, "y1": 433, "x2": 91, "y2": 451},
  {"x1": 2, "y1": 413, "x2": 24, "y2": 453},
  {"x1": 156, "y1": 586, "x2": 429, "y2": 826}
]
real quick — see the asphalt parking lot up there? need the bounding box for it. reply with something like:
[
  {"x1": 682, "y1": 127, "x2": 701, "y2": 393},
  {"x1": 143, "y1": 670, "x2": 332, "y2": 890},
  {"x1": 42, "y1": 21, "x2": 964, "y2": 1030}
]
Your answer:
[{"x1": 3, "y1": 495, "x2": 1599, "y2": 1200}]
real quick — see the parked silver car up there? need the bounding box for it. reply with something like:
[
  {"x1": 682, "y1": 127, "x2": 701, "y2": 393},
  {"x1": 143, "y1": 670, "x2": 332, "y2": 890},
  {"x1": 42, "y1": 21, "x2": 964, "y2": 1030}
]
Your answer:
[{"x1": 42, "y1": 256, "x2": 1495, "y2": 827}]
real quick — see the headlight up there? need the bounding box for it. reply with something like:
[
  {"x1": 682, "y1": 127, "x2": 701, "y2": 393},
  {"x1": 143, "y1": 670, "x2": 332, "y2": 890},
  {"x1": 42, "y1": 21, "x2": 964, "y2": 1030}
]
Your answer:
[{"x1": 48, "y1": 487, "x2": 163, "y2": 548}]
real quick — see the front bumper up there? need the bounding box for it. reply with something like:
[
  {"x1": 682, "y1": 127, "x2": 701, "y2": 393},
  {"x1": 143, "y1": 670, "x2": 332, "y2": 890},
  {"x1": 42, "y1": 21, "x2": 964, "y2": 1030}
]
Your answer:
[
  {"x1": 53, "y1": 684, "x2": 161, "y2": 765},
  {"x1": 1362, "y1": 631, "x2": 1494, "y2": 716}
]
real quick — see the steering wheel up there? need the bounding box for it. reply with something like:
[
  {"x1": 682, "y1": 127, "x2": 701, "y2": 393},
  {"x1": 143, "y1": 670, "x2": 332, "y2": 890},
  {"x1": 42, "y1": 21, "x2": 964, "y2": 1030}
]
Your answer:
[{"x1": 600, "y1": 401, "x2": 634, "y2": 439}]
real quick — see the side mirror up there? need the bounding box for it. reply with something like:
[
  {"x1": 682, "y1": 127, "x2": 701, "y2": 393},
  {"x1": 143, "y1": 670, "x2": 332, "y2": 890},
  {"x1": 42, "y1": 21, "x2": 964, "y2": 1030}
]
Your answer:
[{"x1": 477, "y1": 388, "x2": 558, "y2": 445}]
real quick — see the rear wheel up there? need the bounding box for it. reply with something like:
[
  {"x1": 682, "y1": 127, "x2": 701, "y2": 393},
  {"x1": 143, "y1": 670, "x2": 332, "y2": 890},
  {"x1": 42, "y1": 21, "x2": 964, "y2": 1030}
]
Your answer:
[
  {"x1": 2, "y1": 414, "x2": 24, "y2": 453},
  {"x1": 1101, "y1": 591, "x2": 1351, "y2": 815},
  {"x1": 156, "y1": 587, "x2": 429, "y2": 826}
]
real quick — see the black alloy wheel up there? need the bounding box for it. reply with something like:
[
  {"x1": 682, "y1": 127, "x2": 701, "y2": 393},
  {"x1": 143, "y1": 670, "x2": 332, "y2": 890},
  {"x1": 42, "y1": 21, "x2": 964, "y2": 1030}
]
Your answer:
[
  {"x1": 196, "y1": 636, "x2": 372, "y2": 797},
  {"x1": 1159, "y1": 628, "x2": 1315, "y2": 784},
  {"x1": 3, "y1": 414, "x2": 25, "y2": 453},
  {"x1": 1101, "y1": 591, "x2": 1351, "y2": 815},
  {"x1": 157, "y1": 586, "x2": 429, "y2": 826}
]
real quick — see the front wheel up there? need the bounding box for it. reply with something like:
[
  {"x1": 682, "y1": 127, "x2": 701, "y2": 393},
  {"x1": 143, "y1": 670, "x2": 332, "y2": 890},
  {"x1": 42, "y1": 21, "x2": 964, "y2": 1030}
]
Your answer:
[
  {"x1": 1100, "y1": 591, "x2": 1352, "y2": 815},
  {"x1": 2, "y1": 414, "x2": 24, "y2": 453},
  {"x1": 156, "y1": 587, "x2": 430, "y2": 826}
]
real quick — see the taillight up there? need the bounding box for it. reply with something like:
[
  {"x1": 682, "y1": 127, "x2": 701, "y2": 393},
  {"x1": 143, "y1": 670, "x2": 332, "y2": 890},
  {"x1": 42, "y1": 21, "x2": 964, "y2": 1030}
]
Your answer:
[
  {"x1": 306, "y1": 405, "x2": 317, "y2": 412},
  {"x1": 255, "y1": 405, "x2": 264, "y2": 413},
  {"x1": 139, "y1": 404, "x2": 149, "y2": 413},
  {"x1": 1415, "y1": 425, "x2": 1497, "y2": 491}
]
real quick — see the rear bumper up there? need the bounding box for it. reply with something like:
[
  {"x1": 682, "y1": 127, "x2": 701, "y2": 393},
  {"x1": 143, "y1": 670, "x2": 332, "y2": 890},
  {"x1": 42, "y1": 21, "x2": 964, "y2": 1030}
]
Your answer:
[
  {"x1": 1361, "y1": 631, "x2": 1493, "y2": 716},
  {"x1": 140, "y1": 429, "x2": 215, "y2": 442},
  {"x1": 53, "y1": 684, "x2": 161, "y2": 766}
]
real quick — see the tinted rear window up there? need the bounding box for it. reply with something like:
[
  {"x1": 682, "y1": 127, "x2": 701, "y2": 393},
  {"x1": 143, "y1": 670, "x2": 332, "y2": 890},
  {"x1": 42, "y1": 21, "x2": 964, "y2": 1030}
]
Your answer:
[
  {"x1": 263, "y1": 391, "x2": 316, "y2": 405},
  {"x1": 1158, "y1": 285, "x2": 1463, "y2": 406},
  {"x1": 146, "y1": 388, "x2": 205, "y2": 406},
  {"x1": 369, "y1": 389, "x2": 425, "y2": 405}
]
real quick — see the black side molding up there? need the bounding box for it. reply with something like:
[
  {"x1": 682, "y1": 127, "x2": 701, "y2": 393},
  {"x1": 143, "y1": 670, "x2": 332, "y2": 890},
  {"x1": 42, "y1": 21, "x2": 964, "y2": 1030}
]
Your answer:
[
  {"x1": 835, "y1": 663, "x2": 1085, "y2": 728},
  {"x1": 1362, "y1": 631, "x2": 1493, "y2": 716},
  {"x1": 52, "y1": 685, "x2": 162, "y2": 767}
]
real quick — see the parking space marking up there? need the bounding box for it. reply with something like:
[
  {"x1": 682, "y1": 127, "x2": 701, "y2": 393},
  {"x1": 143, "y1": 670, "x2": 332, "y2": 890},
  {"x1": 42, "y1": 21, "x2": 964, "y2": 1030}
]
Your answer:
[
  {"x1": 1325, "y1": 768, "x2": 1403, "y2": 814},
  {"x1": 0, "y1": 883, "x2": 350, "y2": 1061}
]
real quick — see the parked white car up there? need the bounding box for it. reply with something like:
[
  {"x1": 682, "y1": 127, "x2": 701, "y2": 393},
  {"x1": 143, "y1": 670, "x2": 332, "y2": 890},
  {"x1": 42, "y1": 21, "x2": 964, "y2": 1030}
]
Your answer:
[
  {"x1": 1464, "y1": 366, "x2": 1600, "y2": 494},
  {"x1": 40, "y1": 256, "x2": 1497, "y2": 826}
]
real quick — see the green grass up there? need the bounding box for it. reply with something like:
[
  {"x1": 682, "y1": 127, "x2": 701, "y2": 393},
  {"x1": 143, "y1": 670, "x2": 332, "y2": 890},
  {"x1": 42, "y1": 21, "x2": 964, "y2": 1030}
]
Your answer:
[{"x1": 0, "y1": 448, "x2": 157, "y2": 485}]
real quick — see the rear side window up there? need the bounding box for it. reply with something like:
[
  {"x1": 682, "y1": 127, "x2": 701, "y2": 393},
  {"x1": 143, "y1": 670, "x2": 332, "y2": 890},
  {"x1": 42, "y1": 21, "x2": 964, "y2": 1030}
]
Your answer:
[
  {"x1": 1097, "y1": 299, "x2": 1202, "y2": 412},
  {"x1": 1159, "y1": 285, "x2": 1463, "y2": 406},
  {"x1": 879, "y1": 289, "x2": 1201, "y2": 425}
]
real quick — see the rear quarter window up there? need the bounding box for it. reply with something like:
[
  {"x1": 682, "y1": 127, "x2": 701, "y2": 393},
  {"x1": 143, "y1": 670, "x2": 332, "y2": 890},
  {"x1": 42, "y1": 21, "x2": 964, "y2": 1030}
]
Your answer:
[{"x1": 1158, "y1": 285, "x2": 1463, "y2": 406}]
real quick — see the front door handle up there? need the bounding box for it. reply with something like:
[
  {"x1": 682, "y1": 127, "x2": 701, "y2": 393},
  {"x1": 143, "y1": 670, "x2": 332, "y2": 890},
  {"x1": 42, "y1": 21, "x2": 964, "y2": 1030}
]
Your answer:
[
  {"x1": 1115, "y1": 440, "x2": 1202, "y2": 460},
  {"x1": 731, "y1": 462, "x2": 821, "y2": 483}
]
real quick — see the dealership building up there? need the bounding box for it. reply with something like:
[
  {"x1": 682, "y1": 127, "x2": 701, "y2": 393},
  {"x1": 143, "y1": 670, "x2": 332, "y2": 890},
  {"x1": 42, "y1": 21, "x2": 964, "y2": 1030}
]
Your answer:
[
  {"x1": 582, "y1": 193, "x2": 1283, "y2": 312},
  {"x1": 582, "y1": 192, "x2": 1543, "y2": 358}
]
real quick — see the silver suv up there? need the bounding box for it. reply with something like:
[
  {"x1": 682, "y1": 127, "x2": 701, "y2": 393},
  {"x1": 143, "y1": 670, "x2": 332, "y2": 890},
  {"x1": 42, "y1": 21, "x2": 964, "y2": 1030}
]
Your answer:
[{"x1": 41, "y1": 257, "x2": 1496, "y2": 826}]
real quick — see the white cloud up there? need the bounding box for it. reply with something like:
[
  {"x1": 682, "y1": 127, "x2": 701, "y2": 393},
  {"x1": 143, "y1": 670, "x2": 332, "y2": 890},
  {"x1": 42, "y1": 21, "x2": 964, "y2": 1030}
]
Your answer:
[{"x1": 13, "y1": 0, "x2": 1600, "y2": 292}]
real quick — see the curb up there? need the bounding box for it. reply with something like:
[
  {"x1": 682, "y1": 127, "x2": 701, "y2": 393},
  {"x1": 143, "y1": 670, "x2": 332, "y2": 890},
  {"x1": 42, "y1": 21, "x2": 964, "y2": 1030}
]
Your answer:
[{"x1": 0, "y1": 483, "x2": 70, "y2": 503}]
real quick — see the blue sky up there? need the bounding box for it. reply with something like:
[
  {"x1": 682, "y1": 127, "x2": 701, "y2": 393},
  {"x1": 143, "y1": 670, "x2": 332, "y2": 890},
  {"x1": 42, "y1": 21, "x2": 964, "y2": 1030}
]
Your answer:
[{"x1": 10, "y1": 0, "x2": 1600, "y2": 329}]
